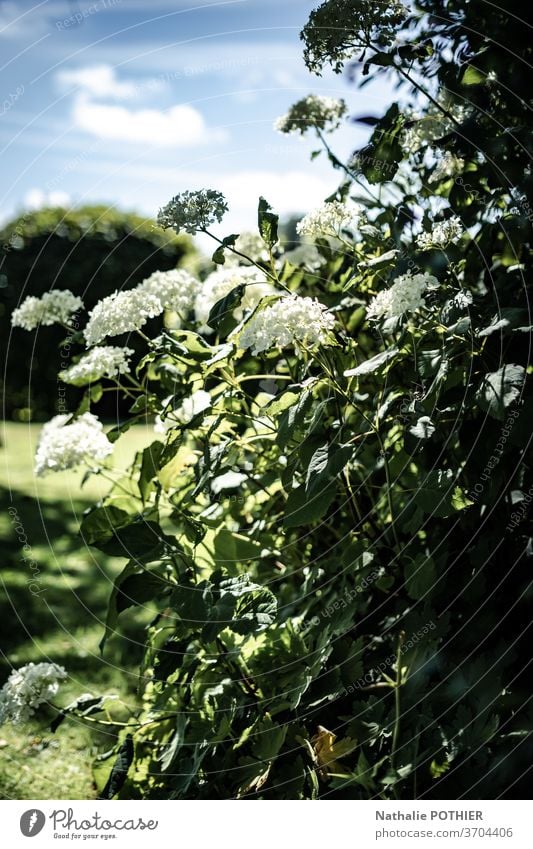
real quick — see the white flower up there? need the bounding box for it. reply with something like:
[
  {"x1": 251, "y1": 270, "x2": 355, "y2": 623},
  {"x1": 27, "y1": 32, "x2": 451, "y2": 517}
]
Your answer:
[
  {"x1": 274, "y1": 95, "x2": 347, "y2": 135},
  {"x1": 138, "y1": 268, "x2": 201, "y2": 320},
  {"x1": 428, "y1": 151, "x2": 464, "y2": 183},
  {"x1": 452, "y1": 290, "x2": 473, "y2": 310},
  {"x1": 296, "y1": 201, "x2": 363, "y2": 239},
  {"x1": 84, "y1": 289, "x2": 163, "y2": 346},
  {"x1": 367, "y1": 272, "x2": 439, "y2": 320},
  {"x1": 401, "y1": 95, "x2": 470, "y2": 154},
  {"x1": 0, "y1": 663, "x2": 67, "y2": 725},
  {"x1": 158, "y1": 189, "x2": 228, "y2": 235},
  {"x1": 60, "y1": 346, "x2": 134, "y2": 385},
  {"x1": 11, "y1": 290, "x2": 83, "y2": 331},
  {"x1": 416, "y1": 216, "x2": 464, "y2": 250},
  {"x1": 176, "y1": 389, "x2": 212, "y2": 423},
  {"x1": 283, "y1": 243, "x2": 323, "y2": 271},
  {"x1": 34, "y1": 412, "x2": 112, "y2": 476},
  {"x1": 154, "y1": 389, "x2": 211, "y2": 433},
  {"x1": 194, "y1": 267, "x2": 274, "y2": 332},
  {"x1": 238, "y1": 294, "x2": 336, "y2": 354}
]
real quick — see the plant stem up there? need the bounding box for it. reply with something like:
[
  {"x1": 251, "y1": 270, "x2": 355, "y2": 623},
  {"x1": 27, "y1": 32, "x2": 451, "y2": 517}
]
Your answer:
[
  {"x1": 202, "y1": 229, "x2": 289, "y2": 291},
  {"x1": 316, "y1": 129, "x2": 381, "y2": 204},
  {"x1": 390, "y1": 630, "x2": 406, "y2": 771},
  {"x1": 395, "y1": 66, "x2": 462, "y2": 128}
]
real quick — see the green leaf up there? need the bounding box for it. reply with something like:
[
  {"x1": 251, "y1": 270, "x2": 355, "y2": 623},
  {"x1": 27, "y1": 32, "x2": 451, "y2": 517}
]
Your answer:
[
  {"x1": 358, "y1": 249, "x2": 399, "y2": 270},
  {"x1": 100, "y1": 561, "x2": 168, "y2": 651},
  {"x1": 258, "y1": 197, "x2": 279, "y2": 246},
  {"x1": 207, "y1": 284, "x2": 245, "y2": 334},
  {"x1": 96, "y1": 518, "x2": 177, "y2": 562},
  {"x1": 305, "y1": 442, "x2": 352, "y2": 497},
  {"x1": 461, "y1": 65, "x2": 485, "y2": 86},
  {"x1": 106, "y1": 420, "x2": 132, "y2": 443},
  {"x1": 232, "y1": 587, "x2": 277, "y2": 635},
  {"x1": 200, "y1": 572, "x2": 276, "y2": 641},
  {"x1": 212, "y1": 233, "x2": 239, "y2": 265},
  {"x1": 139, "y1": 440, "x2": 164, "y2": 502},
  {"x1": 90, "y1": 383, "x2": 103, "y2": 403},
  {"x1": 265, "y1": 390, "x2": 300, "y2": 417},
  {"x1": 171, "y1": 579, "x2": 213, "y2": 624},
  {"x1": 80, "y1": 505, "x2": 132, "y2": 547},
  {"x1": 345, "y1": 347, "x2": 399, "y2": 377},
  {"x1": 245, "y1": 714, "x2": 287, "y2": 760},
  {"x1": 284, "y1": 481, "x2": 337, "y2": 528},
  {"x1": 171, "y1": 330, "x2": 213, "y2": 361},
  {"x1": 51, "y1": 694, "x2": 110, "y2": 733},
  {"x1": 476, "y1": 365, "x2": 525, "y2": 420},
  {"x1": 213, "y1": 528, "x2": 263, "y2": 565},
  {"x1": 160, "y1": 714, "x2": 188, "y2": 771},
  {"x1": 366, "y1": 51, "x2": 395, "y2": 68},
  {"x1": 98, "y1": 736, "x2": 134, "y2": 800},
  {"x1": 414, "y1": 469, "x2": 472, "y2": 518},
  {"x1": 404, "y1": 554, "x2": 437, "y2": 600},
  {"x1": 276, "y1": 389, "x2": 315, "y2": 449},
  {"x1": 354, "y1": 104, "x2": 405, "y2": 184}
]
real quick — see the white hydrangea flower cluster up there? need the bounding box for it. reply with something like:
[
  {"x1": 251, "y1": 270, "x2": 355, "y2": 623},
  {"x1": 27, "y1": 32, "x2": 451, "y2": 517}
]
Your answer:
[
  {"x1": 34, "y1": 412, "x2": 112, "y2": 476},
  {"x1": 84, "y1": 267, "x2": 203, "y2": 345},
  {"x1": 194, "y1": 267, "x2": 274, "y2": 332},
  {"x1": 157, "y1": 189, "x2": 228, "y2": 235},
  {"x1": 429, "y1": 151, "x2": 465, "y2": 183},
  {"x1": 274, "y1": 95, "x2": 347, "y2": 135},
  {"x1": 296, "y1": 201, "x2": 364, "y2": 240},
  {"x1": 0, "y1": 662, "x2": 67, "y2": 725},
  {"x1": 402, "y1": 96, "x2": 470, "y2": 154},
  {"x1": 84, "y1": 289, "x2": 163, "y2": 346},
  {"x1": 366, "y1": 272, "x2": 439, "y2": 320},
  {"x1": 238, "y1": 294, "x2": 336, "y2": 354},
  {"x1": 138, "y1": 268, "x2": 201, "y2": 318},
  {"x1": 416, "y1": 216, "x2": 463, "y2": 250},
  {"x1": 11, "y1": 290, "x2": 83, "y2": 331},
  {"x1": 155, "y1": 389, "x2": 212, "y2": 433},
  {"x1": 60, "y1": 346, "x2": 134, "y2": 386}
]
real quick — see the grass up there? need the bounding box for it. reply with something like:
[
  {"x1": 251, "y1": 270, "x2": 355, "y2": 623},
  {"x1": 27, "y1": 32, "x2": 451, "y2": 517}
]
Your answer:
[{"x1": 0, "y1": 422, "x2": 154, "y2": 799}]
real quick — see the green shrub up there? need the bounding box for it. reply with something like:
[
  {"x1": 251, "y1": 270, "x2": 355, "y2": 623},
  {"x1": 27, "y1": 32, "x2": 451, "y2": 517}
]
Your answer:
[
  {"x1": 0, "y1": 205, "x2": 193, "y2": 420},
  {"x1": 4, "y1": 0, "x2": 532, "y2": 800}
]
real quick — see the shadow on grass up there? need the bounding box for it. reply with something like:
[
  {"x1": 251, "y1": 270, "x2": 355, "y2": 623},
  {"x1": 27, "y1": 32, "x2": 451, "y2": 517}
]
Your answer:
[
  {"x1": 0, "y1": 484, "x2": 148, "y2": 799},
  {"x1": 1, "y1": 484, "x2": 145, "y2": 671}
]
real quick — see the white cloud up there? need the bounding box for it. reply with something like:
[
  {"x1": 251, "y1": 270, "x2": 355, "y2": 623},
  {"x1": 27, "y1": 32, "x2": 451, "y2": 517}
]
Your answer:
[
  {"x1": 54, "y1": 64, "x2": 226, "y2": 148},
  {"x1": 71, "y1": 94, "x2": 226, "y2": 148},
  {"x1": 56, "y1": 65, "x2": 139, "y2": 100},
  {"x1": 24, "y1": 189, "x2": 71, "y2": 210}
]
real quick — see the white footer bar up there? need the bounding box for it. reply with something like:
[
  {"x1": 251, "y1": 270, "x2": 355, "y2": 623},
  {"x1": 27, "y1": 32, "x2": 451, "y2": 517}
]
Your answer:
[{"x1": 2, "y1": 800, "x2": 529, "y2": 848}]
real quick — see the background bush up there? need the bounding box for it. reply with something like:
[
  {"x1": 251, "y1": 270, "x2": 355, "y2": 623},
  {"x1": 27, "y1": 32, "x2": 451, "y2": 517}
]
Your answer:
[{"x1": 0, "y1": 205, "x2": 193, "y2": 421}]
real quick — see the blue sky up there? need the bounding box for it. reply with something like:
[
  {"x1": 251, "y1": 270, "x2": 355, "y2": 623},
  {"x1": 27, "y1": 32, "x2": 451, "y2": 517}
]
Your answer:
[{"x1": 0, "y1": 0, "x2": 394, "y2": 238}]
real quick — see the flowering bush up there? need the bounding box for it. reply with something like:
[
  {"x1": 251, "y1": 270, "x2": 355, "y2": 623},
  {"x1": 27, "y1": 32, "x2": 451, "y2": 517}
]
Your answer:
[
  {"x1": 1, "y1": 204, "x2": 193, "y2": 420},
  {"x1": 6, "y1": 0, "x2": 532, "y2": 800}
]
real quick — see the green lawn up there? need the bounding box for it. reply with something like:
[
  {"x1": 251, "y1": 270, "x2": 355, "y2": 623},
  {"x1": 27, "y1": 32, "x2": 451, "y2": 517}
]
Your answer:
[{"x1": 0, "y1": 423, "x2": 154, "y2": 799}]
